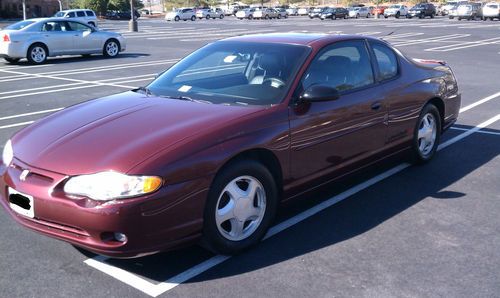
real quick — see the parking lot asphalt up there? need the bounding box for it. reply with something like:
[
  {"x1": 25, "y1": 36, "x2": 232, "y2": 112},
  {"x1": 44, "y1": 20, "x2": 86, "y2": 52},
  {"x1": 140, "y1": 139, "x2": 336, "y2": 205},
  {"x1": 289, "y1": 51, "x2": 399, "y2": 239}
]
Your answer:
[{"x1": 0, "y1": 16, "x2": 499, "y2": 297}]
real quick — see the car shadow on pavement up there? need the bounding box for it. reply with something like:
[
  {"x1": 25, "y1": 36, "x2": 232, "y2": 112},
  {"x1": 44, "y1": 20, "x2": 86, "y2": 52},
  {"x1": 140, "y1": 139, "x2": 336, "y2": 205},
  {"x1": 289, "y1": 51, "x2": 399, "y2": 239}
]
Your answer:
[{"x1": 80, "y1": 126, "x2": 500, "y2": 284}]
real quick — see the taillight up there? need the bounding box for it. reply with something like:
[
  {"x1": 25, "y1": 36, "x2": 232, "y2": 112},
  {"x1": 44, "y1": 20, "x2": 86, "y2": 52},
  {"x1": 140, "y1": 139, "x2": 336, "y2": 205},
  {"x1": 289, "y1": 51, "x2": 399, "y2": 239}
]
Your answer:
[{"x1": 2, "y1": 34, "x2": 10, "y2": 42}]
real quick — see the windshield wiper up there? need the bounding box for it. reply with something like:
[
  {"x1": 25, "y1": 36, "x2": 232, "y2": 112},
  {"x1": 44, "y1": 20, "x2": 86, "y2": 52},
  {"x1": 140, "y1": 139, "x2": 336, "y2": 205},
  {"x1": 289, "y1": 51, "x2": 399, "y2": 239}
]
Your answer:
[{"x1": 135, "y1": 86, "x2": 154, "y2": 97}]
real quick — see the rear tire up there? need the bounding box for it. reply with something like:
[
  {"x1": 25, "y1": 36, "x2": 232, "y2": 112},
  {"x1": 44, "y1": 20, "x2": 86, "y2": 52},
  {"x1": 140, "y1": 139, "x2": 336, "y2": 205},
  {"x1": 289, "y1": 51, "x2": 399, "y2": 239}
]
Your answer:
[
  {"x1": 411, "y1": 104, "x2": 441, "y2": 164},
  {"x1": 27, "y1": 43, "x2": 47, "y2": 64},
  {"x1": 4, "y1": 57, "x2": 20, "y2": 64},
  {"x1": 174, "y1": 16, "x2": 180, "y2": 21},
  {"x1": 201, "y1": 160, "x2": 278, "y2": 255}
]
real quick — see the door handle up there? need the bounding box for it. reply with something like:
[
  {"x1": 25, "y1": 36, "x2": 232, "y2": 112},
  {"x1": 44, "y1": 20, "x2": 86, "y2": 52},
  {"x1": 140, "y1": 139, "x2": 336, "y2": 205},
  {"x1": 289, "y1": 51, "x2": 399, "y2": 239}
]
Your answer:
[{"x1": 371, "y1": 102, "x2": 382, "y2": 111}]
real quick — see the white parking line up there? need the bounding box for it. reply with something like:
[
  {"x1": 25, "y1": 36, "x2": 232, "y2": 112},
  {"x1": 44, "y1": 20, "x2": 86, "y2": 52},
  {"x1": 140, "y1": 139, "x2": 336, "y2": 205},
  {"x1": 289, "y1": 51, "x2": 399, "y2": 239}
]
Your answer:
[
  {"x1": 460, "y1": 91, "x2": 500, "y2": 113},
  {"x1": 0, "y1": 59, "x2": 179, "y2": 83},
  {"x1": 392, "y1": 34, "x2": 470, "y2": 47},
  {"x1": 450, "y1": 127, "x2": 500, "y2": 136},
  {"x1": 151, "y1": 29, "x2": 275, "y2": 40},
  {"x1": 425, "y1": 37, "x2": 500, "y2": 52},
  {"x1": 0, "y1": 108, "x2": 63, "y2": 121},
  {"x1": 82, "y1": 92, "x2": 500, "y2": 296}
]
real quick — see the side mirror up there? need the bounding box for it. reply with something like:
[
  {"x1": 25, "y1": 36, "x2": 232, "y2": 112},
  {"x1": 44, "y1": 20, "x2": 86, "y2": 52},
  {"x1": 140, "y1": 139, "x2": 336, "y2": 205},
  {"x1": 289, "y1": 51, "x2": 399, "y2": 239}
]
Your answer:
[{"x1": 299, "y1": 84, "x2": 340, "y2": 102}]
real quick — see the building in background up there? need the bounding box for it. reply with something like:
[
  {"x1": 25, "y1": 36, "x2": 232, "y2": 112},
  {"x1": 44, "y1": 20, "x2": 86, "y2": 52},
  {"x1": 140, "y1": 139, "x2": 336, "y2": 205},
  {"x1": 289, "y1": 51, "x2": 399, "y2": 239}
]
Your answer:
[{"x1": 0, "y1": 0, "x2": 61, "y2": 19}]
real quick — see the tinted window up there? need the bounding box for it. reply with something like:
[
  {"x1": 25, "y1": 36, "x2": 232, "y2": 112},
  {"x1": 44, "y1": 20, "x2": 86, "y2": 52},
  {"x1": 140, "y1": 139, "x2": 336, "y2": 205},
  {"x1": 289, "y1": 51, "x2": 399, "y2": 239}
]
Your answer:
[
  {"x1": 42, "y1": 21, "x2": 70, "y2": 31},
  {"x1": 85, "y1": 10, "x2": 95, "y2": 16},
  {"x1": 301, "y1": 40, "x2": 374, "y2": 92},
  {"x1": 4, "y1": 20, "x2": 35, "y2": 30},
  {"x1": 67, "y1": 21, "x2": 91, "y2": 31},
  {"x1": 371, "y1": 43, "x2": 398, "y2": 81},
  {"x1": 76, "y1": 11, "x2": 86, "y2": 17},
  {"x1": 68, "y1": 12, "x2": 76, "y2": 17}
]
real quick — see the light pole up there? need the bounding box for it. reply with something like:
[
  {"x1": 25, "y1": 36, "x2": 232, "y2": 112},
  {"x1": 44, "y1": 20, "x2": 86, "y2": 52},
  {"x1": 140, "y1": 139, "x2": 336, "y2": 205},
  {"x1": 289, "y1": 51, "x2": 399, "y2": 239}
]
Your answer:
[
  {"x1": 129, "y1": 0, "x2": 138, "y2": 32},
  {"x1": 21, "y1": 0, "x2": 26, "y2": 20},
  {"x1": 57, "y1": 0, "x2": 63, "y2": 11}
]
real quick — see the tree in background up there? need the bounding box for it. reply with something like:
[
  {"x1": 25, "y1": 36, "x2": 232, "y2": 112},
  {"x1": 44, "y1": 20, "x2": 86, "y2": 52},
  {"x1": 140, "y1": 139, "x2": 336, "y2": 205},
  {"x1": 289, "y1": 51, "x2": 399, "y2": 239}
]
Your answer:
[
  {"x1": 73, "y1": 0, "x2": 109, "y2": 15},
  {"x1": 108, "y1": 0, "x2": 144, "y2": 11}
]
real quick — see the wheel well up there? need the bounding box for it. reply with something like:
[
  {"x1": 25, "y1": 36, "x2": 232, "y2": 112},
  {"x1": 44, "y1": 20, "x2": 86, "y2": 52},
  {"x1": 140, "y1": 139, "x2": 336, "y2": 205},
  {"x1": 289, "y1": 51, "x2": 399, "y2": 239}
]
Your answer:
[
  {"x1": 220, "y1": 149, "x2": 284, "y2": 196},
  {"x1": 28, "y1": 42, "x2": 48, "y2": 56},
  {"x1": 427, "y1": 97, "x2": 445, "y2": 131},
  {"x1": 105, "y1": 38, "x2": 120, "y2": 51}
]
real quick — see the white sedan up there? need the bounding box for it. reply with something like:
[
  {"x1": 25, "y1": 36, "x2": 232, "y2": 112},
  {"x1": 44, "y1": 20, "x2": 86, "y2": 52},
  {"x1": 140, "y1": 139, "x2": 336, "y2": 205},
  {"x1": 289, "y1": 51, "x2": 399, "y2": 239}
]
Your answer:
[{"x1": 0, "y1": 18, "x2": 126, "y2": 64}]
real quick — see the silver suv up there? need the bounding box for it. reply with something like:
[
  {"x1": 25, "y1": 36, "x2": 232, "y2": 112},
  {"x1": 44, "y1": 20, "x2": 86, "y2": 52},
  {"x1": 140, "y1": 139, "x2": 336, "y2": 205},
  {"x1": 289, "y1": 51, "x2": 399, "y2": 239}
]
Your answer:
[{"x1": 53, "y1": 9, "x2": 98, "y2": 27}]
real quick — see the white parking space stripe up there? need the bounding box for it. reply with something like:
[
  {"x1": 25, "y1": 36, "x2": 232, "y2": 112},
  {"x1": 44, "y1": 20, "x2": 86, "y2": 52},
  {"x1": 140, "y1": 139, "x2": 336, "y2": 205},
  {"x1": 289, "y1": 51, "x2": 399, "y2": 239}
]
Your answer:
[
  {"x1": 0, "y1": 59, "x2": 179, "y2": 83},
  {"x1": 425, "y1": 37, "x2": 500, "y2": 52},
  {"x1": 82, "y1": 91, "x2": 500, "y2": 296},
  {"x1": 0, "y1": 121, "x2": 35, "y2": 130},
  {"x1": 0, "y1": 108, "x2": 63, "y2": 121},
  {"x1": 450, "y1": 127, "x2": 500, "y2": 136},
  {"x1": 149, "y1": 29, "x2": 275, "y2": 40},
  {"x1": 460, "y1": 91, "x2": 500, "y2": 113},
  {"x1": 392, "y1": 34, "x2": 470, "y2": 46}
]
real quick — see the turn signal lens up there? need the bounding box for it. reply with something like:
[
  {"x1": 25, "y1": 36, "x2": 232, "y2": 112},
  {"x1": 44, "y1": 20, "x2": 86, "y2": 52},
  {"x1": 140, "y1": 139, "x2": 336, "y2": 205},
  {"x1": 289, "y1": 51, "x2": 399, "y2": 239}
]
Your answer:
[
  {"x1": 143, "y1": 177, "x2": 162, "y2": 193},
  {"x1": 2, "y1": 34, "x2": 10, "y2": 42}
]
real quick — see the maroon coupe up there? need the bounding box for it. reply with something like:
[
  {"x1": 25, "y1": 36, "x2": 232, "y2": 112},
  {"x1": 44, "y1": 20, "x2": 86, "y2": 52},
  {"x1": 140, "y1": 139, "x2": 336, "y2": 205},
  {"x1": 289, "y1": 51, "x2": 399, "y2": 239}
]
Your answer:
[{"x1": 0, "y1": 34, "x2": 461, "y2": 257}]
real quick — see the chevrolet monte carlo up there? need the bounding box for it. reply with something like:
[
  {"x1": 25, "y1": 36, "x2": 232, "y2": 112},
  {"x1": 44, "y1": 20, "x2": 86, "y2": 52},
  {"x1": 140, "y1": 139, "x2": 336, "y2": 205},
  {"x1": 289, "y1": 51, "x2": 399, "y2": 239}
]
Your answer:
[{"x1": 0, "y1": 34, "x2": 461, "y2": 257}]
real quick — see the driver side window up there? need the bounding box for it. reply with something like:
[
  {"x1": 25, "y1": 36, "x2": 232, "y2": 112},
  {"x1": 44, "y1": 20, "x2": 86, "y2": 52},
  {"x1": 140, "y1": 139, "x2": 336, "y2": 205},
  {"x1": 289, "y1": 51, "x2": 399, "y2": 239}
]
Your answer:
[{"x1": 301, "y1": 40, "x2": 375, "y2": 93}]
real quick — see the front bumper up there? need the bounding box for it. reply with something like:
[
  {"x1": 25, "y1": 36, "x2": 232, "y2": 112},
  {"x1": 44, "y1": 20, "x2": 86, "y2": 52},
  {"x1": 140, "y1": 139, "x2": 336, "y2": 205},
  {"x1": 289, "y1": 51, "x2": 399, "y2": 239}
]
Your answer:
[{"x1": 0, "y1": 159, "x2": 211, "y2": 258}]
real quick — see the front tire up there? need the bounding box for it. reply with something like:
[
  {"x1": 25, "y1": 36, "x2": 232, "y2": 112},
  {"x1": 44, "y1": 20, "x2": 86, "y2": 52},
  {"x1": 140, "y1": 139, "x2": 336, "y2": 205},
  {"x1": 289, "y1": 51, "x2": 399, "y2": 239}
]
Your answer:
[
  {"x1": 411, "y1": 104, "x2": 441, "y2": 163},
  {"x1": 27, "y1": 43, "x2": 47, "y2": 64},
  {"x1": 103, "y1": 39, "x2": 120, "y2": 57},
  {"x1": 202, "y1": 160, "x2": 278, "y2": 255}
]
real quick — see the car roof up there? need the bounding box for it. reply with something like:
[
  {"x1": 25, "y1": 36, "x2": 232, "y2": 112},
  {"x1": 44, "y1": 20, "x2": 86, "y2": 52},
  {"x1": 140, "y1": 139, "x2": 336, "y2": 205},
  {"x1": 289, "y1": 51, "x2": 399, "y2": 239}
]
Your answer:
[
  {"x1": 222, "y1": 33, "x2": 381, "y2": 47},
  {"x1": 59, "y1": 9, "x2": 94, "y2": 12}
]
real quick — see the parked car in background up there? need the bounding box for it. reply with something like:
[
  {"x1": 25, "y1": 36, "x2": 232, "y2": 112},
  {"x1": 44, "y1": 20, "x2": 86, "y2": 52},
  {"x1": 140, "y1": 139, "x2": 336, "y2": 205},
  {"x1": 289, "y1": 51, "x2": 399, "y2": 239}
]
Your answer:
[
  {"x1": 309, "y1": 7, "x2": 328, "y2": 19},
  {"x1": 165, "y1": 8, "x2": 196, "y2": 21},
  {"x1": 348, "y1": 7, "x2": 371, "y2": 18},
  {"x1": 53, "y1": 9, "x2": 98, "y2": 27},
  {"x1": 231, "y1": 5, "x2": 250, "y2": 15},
  {"x1": 373, "y1": 6, "x2": 387, "y2": 17},
  {"x1": 0, "y1": 18, "x2": 125, "y2": 64},
  {"x1": 384, "y1": 4, "x2": 408, "y2": 18},
  {"x1": 320, "y1": 7, "x2": 348, "y2": 20},
  {"x1": 0, "y1": 33, "x2": 461, "y2": 257},
  {"x1": 298, "y1": 7, "x2": 311, "y2": 15},
  {"x1": 236, "y1": 8, "x2": 257, "y2": 19},
  {"x1": 286, "y1": 7, "x2": 298, "y2": 16},
  {"x1": 407, "y1": 3, "x2": 437, "y2": 18},
  {"x1": 448, "y1": 4, "x2": 459, "y2": 18},
  {"x1": 456, "y1": 3, "x2": 481, "y2": 20},
  {"x1": 482, "y1": 2, "x2": 500, "y2": 20},
  {"x1": 104, "y1": 10, "x2": 140, "y2": 20},
  {"x1": 274, "y1": 8, "x2": 289, "y2": 19},
  {"x1": 196, "y1": 8, "x2": 224, "y2": 19},
  {"x1": 253, "y1": 8, "x2": 278, "y2": 19}
]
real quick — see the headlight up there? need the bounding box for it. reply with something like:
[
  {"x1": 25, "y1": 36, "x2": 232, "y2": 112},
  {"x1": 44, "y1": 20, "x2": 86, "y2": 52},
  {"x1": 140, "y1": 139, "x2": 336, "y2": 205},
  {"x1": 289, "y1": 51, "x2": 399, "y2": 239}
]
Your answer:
[
  {"x1": 2, "y1": 139, "x2": 13, "y2": 166},
  {"x1": 64, "y1": 171, "x2": 162, "y2": 201}
]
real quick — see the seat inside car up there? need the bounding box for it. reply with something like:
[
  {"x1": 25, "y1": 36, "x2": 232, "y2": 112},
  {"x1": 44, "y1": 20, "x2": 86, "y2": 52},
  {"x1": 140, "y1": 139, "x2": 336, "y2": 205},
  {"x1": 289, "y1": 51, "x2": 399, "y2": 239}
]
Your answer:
[{"x1": 250, "y1": 53, "x2": 286, "y2": 85}]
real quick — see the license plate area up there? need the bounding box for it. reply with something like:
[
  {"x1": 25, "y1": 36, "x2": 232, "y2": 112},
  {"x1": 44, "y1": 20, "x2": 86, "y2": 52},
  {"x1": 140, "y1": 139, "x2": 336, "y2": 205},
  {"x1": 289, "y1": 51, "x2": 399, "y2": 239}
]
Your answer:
[{"x1": 8, "y1": 188, "x2": 34, "y2": 218}]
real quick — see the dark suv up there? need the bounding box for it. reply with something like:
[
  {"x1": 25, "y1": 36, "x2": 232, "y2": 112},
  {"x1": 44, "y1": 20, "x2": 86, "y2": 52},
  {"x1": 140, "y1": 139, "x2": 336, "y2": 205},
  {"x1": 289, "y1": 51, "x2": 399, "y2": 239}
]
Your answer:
[{"x1": 407, "y1": 3, "x2": 437, "y2": 18}]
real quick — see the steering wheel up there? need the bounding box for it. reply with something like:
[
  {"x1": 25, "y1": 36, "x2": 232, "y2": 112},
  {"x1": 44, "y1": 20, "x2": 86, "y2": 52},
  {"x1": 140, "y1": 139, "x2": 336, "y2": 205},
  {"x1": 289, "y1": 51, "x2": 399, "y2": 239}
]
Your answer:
[{"x1": 262, "y1": 77, "x2": 286, "y2": 88}]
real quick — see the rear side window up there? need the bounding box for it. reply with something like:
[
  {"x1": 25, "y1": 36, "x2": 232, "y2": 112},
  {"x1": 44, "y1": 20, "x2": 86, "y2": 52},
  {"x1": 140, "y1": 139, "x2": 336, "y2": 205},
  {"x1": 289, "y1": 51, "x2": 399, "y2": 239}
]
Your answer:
[
  {"x1": 371, "y1": 43, "x2": 398, "y2": 81},
  {"x1": 76, "y1": 11, "x2": 85, "y2": 17},
  {"x1": 85, "y1": 10, "x2": 95, "y2": 17},
  {"x1": 68, "y1": 12, "x2": 76, "y2": 17}
]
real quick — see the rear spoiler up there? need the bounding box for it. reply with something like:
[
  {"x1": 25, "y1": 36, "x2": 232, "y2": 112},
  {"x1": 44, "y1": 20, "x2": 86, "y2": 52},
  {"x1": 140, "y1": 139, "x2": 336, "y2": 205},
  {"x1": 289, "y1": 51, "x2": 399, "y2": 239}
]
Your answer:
[{"x1": 413, "y1": 58, "x2": 447, "y2": 66}]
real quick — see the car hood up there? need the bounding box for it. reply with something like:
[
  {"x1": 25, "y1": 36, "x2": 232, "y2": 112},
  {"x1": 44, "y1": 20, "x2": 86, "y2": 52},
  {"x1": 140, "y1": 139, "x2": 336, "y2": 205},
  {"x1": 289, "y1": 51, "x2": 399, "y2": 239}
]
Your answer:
[{"x1": 12, "y1": 91, "x2": 263, "y2": 175}]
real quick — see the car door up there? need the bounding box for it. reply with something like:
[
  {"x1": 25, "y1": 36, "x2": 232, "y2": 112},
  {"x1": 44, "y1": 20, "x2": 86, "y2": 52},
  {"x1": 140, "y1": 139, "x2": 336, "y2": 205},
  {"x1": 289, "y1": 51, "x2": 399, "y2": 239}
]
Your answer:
[
  {"x1": 368, "y1": 40, "x2": 417, "y2": 148},
  {"x1": 40, "y1": 21, "x2": 75, "y2": 55},
  {"x1": 289, "y1": 40, "x2": 388, "y2": 185},
  {"x1": 67, "y1": 21, "x2": 101, "y2": 53}
]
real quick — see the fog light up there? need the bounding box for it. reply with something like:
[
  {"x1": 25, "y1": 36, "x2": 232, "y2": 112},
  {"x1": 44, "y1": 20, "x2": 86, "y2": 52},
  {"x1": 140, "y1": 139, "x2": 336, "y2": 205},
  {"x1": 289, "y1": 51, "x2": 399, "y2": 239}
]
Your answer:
[{"x1": 113, "y1": 232, "x2": 127, "y2": 243}]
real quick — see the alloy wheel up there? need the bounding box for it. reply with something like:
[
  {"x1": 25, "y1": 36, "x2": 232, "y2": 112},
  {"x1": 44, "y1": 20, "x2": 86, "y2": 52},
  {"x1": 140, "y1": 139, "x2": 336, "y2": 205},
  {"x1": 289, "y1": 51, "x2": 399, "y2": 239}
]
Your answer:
[
  {"x1": 215, "y1": 175, "x2": 267, "y2": 241},
  {"x1": 417, "y1": 113, "x2": 437, "y2": 156}
]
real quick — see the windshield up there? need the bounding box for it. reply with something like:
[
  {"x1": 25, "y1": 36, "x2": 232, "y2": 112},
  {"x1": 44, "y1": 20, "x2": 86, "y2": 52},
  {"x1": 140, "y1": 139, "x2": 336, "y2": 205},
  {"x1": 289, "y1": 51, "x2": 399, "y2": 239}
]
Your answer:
[
  {"x1": 389, "y1": 5, "x2": 400, "y2": 8},
  {"x1": 54, "y1": 11, "x2": 65, "y2": 17},
  {"x1": 146, "y1": 41, "x2": 310, "y2": 106},
  {"x1": 4, "y1": 20, "x2": 36, "y2": 30}
]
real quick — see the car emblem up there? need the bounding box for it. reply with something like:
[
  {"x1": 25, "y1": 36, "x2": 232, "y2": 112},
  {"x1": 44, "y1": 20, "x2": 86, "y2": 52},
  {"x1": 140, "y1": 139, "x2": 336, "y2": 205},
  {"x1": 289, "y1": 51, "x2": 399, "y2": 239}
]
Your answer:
[{"x1": 20, "y1": 170, "x2": 30, "y2": 181}]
